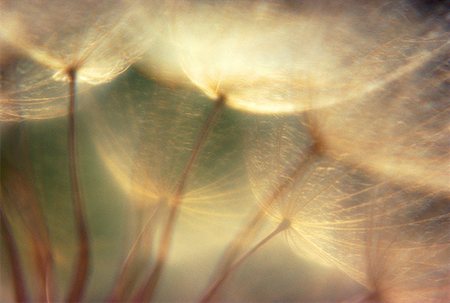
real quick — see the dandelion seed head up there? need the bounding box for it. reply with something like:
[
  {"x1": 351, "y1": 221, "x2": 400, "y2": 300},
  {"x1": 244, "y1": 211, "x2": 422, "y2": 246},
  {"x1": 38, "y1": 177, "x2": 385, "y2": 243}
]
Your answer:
[
  {"x1": 311, "y1": 41, "x2": 450, "y2": 193},
  {"x1": 90, "y1": 70, "x2": 248, "y2": 228},
  {"x1": 0, "y1": 56, "x2": 75, "y2": 121},
  {"x1": 245, "y1": 109, "x2": 449, "y2": 302},
  {"x1": 0, "y1": 0, "x2": 163, "y2": 121},
  {"x1": 139, "y1": 0, "x2": 445, "y2": 115},
  {"x1": 141, "y1": 1, "x2": 346, "y2": 113},
  {"x1": 0, "y1": 0, "x2": 161, "y2": 85}
]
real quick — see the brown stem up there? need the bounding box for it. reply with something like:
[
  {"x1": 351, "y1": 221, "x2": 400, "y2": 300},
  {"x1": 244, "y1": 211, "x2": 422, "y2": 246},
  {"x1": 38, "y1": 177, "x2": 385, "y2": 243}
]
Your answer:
[
  {"x1": 24, "y1": 205, "x2": 54, "y2": 303},
  {"x1": 106, "y1": 200, "x2": 164, "y2": 302},
  {"x1": 65, "y1": 69, "x2": 90, "y2": 303},
  {"x1": 15, "y1": 169, "x2": 55, "y2": 302},
  {"x1": 209, "y1": 112, "x2": 323, "y2": 288},
  {"x1": 0, "y1": 205, "x2": 29, "y2": 303},
  {"x1": 199, "y1": 219, "x2": 291, "y2": 303},
  {"x1": 131, "y1": 95, "x2": 226, "y2": 303},
  {"x1": 1, "y1": 55, "x2": 54, "y2": 302},
  {"x1": 216, "y1": 142, "x2": 320, "y2": 276}
]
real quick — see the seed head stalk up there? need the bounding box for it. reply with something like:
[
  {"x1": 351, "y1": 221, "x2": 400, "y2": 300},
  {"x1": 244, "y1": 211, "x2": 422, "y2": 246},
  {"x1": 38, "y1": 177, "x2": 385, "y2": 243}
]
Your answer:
[
  {"x1": 212, "y1": 139, "x2": 322, "y2": 278},
  {"x1": 1, "y1": 56, "x2": 55, "y2": 302},
  {"x1": 207, "y1": 112, "x2": 324, "y2": 298},
  {"x1": 21, "y1": 185, "x2": 55, "y2": 303},
  {"x1": 0, "y1": 204, "x2": 29, "y2": 303},
  {"x1": 106, "y1": 199, "x2": 165, "y2": 302},
  {"x1": 18, "y1": 140, "x2": 55, "y2": 303},
  {"x1": 199, "y1": 218, "x2": 291, "y2": 303},
  {"x1": 65, "y1": 69, "x2": 90, "y2": 303},
  {"x1": 131, "y1": 95, "x2": 226, "y2": 302}
]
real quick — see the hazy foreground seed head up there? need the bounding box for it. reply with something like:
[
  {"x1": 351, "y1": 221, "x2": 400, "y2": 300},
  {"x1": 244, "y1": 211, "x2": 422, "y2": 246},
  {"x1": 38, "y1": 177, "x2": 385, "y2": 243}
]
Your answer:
[
  {"x1": 89, "y1": 70, "x2": 250, "y2": 229},
  {"x1": 0, "y1": 0, "x2": 163, "y2": 121},
  {"x1": 0, "y1": 0, "x2": 161, "y2": 85},
  {"x1": 139, "y1": 0, "x2": 444, "y2": 114},
  {"x1": 310, "y1": 41, "x2": 450, "y2": 193},
  {"x1": 0, "y1": 55, "x2": 76, "y2": 121}
]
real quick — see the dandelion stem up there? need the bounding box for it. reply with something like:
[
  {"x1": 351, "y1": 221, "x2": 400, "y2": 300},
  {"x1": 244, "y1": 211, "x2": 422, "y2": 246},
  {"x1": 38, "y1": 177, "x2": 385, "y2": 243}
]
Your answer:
[
  {"x1": 131, "y1": 95, "x2": 226, "y2": 303},
  {"x1": 199, "y1": 219, "x2": 291, "y2": 303},
  {"x1": 0, "y1": 204, "x2": 29, "y2": 303},
  {"x1": 215, "y1": 141, "x2": 321, "y2": 276},
  {"x1": 7, "y1": 129, "x2": 56, "y2": 302},
  {"x1": 24, "y1": 197, "x2": 55, "y2": 303},
  {"x1": 65, "y1": 69, "x2": 90, "y2": 303},
  {"x1": 106, "y1": 200, "x2": 164, "y2": 302},
  {"x1": 210, "y1": 112, "x2": 323, "y2": 287}
]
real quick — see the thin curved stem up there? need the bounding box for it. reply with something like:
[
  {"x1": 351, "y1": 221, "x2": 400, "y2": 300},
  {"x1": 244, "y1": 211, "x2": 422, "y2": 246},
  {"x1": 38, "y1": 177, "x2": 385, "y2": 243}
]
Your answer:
[
  {"x1": 20, "y1": 171, "x2": 55, "y2": 302},
  {"x1": 23, "y1": 200, "x2": 54, "y2": 303},
  {"x1": 208, "y1": 112, "x2": 323, "y2": 291},
  {"x1": 131, "y1": 95, "x2": 226, "y2": 303},
  {"x1": 0, "y1": 204, "x2": 29, "y2": 303},
  {"x1": 65, "y1": 69, "x2": 90, "y2": 303},
  {"x1": 199, "y1": 219, "x2": 291, "y2": 303},
  {"x1": 7, "y1": 133, "x2": 55, "y2": 302},
  {"x1": 215, "y1": 142, "x2": 321, "y2": 276},
  {"x1": 106, "y1": 200, "x2": 164, "y2": 302}
]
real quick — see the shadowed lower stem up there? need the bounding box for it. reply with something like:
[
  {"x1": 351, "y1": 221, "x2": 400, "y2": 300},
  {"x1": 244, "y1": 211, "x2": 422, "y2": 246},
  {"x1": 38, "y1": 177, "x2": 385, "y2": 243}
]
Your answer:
[
  {"x1": 199, "y1": 219, "x2": 291, "y2": 303},
  {"x1": 5, "y1": 134, "x2": 55, "y2": 302},
  {"x1": 131, "y1": 95, "x2": 226, "y2": 303},
  {"x1": 65, "y1": 69, "x2": 90, "y2": 303},
  {"x1": 0, "y1": 205, "x2": 29, "y2": 303}
]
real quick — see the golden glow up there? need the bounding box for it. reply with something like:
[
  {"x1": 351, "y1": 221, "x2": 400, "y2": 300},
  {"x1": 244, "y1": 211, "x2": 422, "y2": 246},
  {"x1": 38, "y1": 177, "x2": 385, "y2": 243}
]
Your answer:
[
  {"x1": 0, "y1": 59, "x2": 70, "y2": 121},
  {"x1": 139, "y1": 1, "x2": 446, "y2": 115},
  {"x1": 141, "y1": 1, "x2": 348, "y2": 113}
]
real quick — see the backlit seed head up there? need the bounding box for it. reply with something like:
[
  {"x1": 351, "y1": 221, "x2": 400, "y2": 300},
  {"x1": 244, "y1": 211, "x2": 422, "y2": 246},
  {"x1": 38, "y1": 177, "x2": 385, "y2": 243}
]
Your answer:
[
  {"x1": 89, "y1": 70, "x2": 250, "y2": 230},
  {"x1": 245, "y1": 113, "x2": 449, "y2": 302},
  {"x1": 139, "y1": 0, "x2": 445, "y2": 114},
  {"x1": 0, "y1": 0, "x2": 161, "y2": 85}
]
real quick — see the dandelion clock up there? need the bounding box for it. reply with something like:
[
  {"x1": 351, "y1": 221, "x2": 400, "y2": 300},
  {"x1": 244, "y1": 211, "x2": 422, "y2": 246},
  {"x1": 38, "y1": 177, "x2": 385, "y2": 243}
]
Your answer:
[
  {"x1": 139, "y1": 0, "x2": 444, "y2": 115},
  {"x1": 241, "y1": 112, "x2": 449, "y2": 303}
]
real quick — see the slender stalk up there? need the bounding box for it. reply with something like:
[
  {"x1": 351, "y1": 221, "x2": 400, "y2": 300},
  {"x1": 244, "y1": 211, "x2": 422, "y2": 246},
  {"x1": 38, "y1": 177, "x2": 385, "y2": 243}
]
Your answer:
[
  {"x1": 199, "y1": 219, "x2": 291, "y2": 303},
  {"x1": 0, "y1": 205, "x2": 29, "y2": 303},
  {"x1": 5, "y1": 129, "x2": 55, "y2": 302},
  {"x1": 107, "y1": 200, "x2": 164, "y2": 302},
  {"x1": 65, "y1": 69, "x2": 90, "y2": 303},
  {"x1": 215, "y1": 141, "x2": 321, "y2": 276},
  {"x1": 14, "y1": 168, "x2": 55, "y2": 302},
  {"x1": 209, "y1": 112, "x2": 323, "y2": 288},
  {"x1": 1, "y1": 55, "x2": 54, "y2": 302},
  {"x1": 131, "y1": 95, "x2": 226, "y2": 303},
  {"x1": 24, "y1": 205, "x2": 54, "y2": 303}
]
